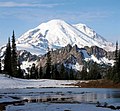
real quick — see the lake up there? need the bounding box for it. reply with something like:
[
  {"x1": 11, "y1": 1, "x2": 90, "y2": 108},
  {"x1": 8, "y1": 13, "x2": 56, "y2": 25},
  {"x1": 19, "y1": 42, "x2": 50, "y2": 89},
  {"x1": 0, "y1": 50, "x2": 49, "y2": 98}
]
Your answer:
[{"x1": 0, "y1": 88, "x2": 120, "y2": 111}]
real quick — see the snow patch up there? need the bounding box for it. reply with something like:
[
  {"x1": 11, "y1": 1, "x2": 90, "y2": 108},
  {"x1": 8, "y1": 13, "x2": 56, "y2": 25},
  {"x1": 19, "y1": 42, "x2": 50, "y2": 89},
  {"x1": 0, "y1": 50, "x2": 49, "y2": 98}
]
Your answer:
[
  {"x1": 65, "y1": 62, "x2": 83, "y2": 71},
  {"x1": 0, "y1": 74, "x2": 77, "y2": 89}
]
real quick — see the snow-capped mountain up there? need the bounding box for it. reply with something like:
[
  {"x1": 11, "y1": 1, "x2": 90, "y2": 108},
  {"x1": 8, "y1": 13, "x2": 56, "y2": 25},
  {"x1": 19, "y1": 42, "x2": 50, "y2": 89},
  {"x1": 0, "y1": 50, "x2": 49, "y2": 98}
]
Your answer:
[{"x1": 16, "y1": 19, "x2": 114, "y2": 55}]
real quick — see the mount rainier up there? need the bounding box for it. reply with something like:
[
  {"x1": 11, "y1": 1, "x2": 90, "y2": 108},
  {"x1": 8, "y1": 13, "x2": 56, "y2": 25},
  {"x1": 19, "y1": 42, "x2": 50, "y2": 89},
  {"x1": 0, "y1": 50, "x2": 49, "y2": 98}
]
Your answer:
[
  {"x1": 0, "y1": 19, "x2": 115, "y2": 72},
  {"x1": 16, "y1": 19, "x2": 114, "y2": 55}
]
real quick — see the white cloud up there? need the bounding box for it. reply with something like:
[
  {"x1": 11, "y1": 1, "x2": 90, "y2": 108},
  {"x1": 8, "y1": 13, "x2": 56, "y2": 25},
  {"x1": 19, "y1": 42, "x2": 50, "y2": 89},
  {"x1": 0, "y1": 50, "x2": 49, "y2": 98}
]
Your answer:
[{"x1": 0, "y1": 1, "x2": 60, "y2": 8}]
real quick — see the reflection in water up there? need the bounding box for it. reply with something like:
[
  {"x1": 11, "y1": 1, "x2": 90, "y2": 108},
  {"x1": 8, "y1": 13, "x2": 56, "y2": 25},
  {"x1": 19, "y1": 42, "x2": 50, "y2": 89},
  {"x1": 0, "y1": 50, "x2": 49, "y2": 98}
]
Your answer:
[
  {"x1": 0, "y1": 88, "x2": 120, "y2": 110},
  {"x1": 21, "y1": 89, "x2": 120, "y2": 104},
  {"x1": 27, "y1": 97, "x2": 74, "y2": 103}
]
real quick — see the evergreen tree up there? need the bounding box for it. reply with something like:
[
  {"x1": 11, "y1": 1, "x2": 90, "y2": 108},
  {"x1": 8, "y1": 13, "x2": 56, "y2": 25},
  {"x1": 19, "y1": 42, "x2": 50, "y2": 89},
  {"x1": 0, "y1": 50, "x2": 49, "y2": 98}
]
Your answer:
[
  {"x1": 38, "y1": 65, "x2": 43, "y2": 79},
  {"x1": 4, "y1": 38, "x2": 12, "y2": 76},
  {"x1": 88, "y1": 62, "x2": 101, "y2": 80},
  {"x1": 45, "y1": 48, "x2": 52, "y2": 79},
  {"x1": 17, "y1": 60, "x2": 23, "y2": 78},
  {"x1": 114, "y1": 41, "x2": 119, "y2": 72},
  {"x1": 118, "y1": 49, "x2": 120, "y2": 71},
  {"x1": 0, "y1": 58, "x2": 2, "y2": 73},
  {"x1": 54, "y1": 64, "x2": 60, "y2": 79},
  {"x1": 81, "y1": 66, "x2": 88, "y2": 80},
  {"x1": 112, "y1": 41, "x2": 120, "y2": 83},
  {"x1": 106, "y1": 66, "x2": 113, "y2": 80},
  {"x1": 118, "y1": 50, "x2": 120, "y2": 79},
  {"x1": 30, "y1": 63, "x2": 37, "y2": 79},
  {"x1": 26, "y1": 67, "x2": 30, "y2": 79},
  {"x1": 115, "y1": 41, "x2": 118, "y2": 67},
  {"x1": 76, "y1": 71, "x2": 81, "y2": 80},
  {"x1": 69, "y1": 67, "x2": 74, "y2": 80},
  {"x1": 11, "y1": 31, "x2": 18, "y2": 77},
  {"x1": 51, "y1": 64, "x2": 60, "y2": 79},
  {"x1": 35, "y1": 67, "x2": 38, "y2": 79},
  {"x1": 51, "y1": 65, "x2": 54, "y2": 79},
  {"x1": 65, "y1": 70, "x2": 69, "y2": 80},
  {"x1": 60, "y1": 63, "x2": 66, "y2": 80}
]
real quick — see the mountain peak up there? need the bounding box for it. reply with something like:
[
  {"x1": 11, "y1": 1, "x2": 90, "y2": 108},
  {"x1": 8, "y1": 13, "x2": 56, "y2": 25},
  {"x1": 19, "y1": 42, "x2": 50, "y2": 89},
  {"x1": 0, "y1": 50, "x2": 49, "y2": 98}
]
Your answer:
[
  {"x1": 47, "y1": 19, "x2": 67, "y2": 24},
  {"x1": 37, "y1": 19, "x2": 68, "y2": 28},
  {"x1": 17, "y1": 19, "x2": 115, "y2": 55}
]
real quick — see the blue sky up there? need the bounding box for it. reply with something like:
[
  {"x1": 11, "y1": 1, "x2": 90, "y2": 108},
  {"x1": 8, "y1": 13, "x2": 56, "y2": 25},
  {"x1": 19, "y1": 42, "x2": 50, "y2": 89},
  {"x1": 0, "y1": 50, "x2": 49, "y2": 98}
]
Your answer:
[{"x1": 0, "y1": 0, "x2": 120, "y2": 46}]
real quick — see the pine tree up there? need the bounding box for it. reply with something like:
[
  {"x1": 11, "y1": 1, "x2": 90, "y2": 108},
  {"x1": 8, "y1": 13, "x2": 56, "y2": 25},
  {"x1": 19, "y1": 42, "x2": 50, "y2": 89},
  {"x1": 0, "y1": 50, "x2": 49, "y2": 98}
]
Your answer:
[
  {"x1": 115, "y1": 43, "x2": 120, "y2": 82},
  {"x1": 4, "y1": 38, "x2": 12, "y2": 76},
  {"x1": 69, "y1": 67, "x2": 74, "y2": 80},
  {"x1": 45, "y1": 48, "x2": 52, "y2": 79},
  {"x1": 115, "y1": 41, "x2": 119, "y2": 69},
  {"x1": 65, "y1": 70, "x2": 69, "y2": 80},
  {"x1": 11, "y1": 31, "x2": 18, "y2": 77},
  {"x1": 0, "y1": 58, "x2": 2, "y2": 73},
  {"x1": 60, "y1": 63, "x2": 66, "y2": 80},
  {"x1": 112, "y1": 41, "x2": 120, "y2": 83},
  {"x1": 17, "y1": 60, "x2": 23, "y2": 78},
  {"x1": 51, "y1": 65, "x2": 54, "y2": 79},
  {"x1": 38, "y1": 65, "x2": 43, "y2": 79},
  {"x1": 52, "y1": 64, "x2": 60, "y2": 79},
  {"x1": 26, "y1": 67, "x2": 30, "y2": 79},
  {"x1": 118, "y1": 49, "x2": 120, "y2": 82},
  {"x1": 81, "y1": 66, "x2": 87, "y2": 80},
  {"x1": 106, "y1": 66, "x2": 113, "y2": 80},
  {"x1": 118, "y1": 49, "x2": 120, "y2": 71},
  {"x1": 88, "y1": 62, "x2": 101, "y2": 80},
  {"x1": 30, "y1": 63, "x2": 37, "y2": 79}
]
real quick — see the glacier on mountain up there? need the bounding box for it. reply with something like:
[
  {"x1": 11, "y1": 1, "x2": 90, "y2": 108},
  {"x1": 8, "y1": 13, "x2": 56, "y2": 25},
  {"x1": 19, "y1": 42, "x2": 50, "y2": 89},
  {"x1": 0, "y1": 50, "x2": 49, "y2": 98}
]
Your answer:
[{"x1": 16, "y1": 19, "x2": 115, "y2": 55}]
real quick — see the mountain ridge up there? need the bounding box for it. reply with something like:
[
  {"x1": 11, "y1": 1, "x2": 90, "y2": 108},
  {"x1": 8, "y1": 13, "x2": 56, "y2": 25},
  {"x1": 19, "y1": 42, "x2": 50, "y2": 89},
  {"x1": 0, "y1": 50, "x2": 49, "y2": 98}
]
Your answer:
[{"x1": 37, "y1": 44, "x2": 114, "y2": 72}]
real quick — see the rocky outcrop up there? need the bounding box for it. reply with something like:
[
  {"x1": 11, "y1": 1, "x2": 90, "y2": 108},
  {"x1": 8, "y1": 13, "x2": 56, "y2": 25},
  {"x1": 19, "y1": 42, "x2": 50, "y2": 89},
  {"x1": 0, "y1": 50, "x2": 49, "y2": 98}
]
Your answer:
[
  {"x1": 17, "y1": 50, "x2": 39, "y2": 63},
  {"x1": 37, "y1": 44, "x2": 114, "y2": 70},
  {"x1": 84, "y1": 46, "x2": 107, "y2": 59},
  {"x1": 84, "y1": 46, "x2": 115, "y2": 60},
  {"x1": 106, "y1": 51, "x2": 115, "y2": 60},
  {"x1": 38, "y1": 44, "x2": 84, "y2": 68}
]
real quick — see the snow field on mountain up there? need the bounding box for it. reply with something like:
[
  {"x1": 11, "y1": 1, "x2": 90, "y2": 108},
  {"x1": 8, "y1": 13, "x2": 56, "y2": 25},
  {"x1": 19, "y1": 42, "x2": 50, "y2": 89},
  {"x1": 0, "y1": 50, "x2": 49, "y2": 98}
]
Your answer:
[
  {"x1": 17, "y1": 19, "x2": 115, "y2": 55},
  {"x1": 81, "y1": 49, "x2": 114, "y2": 66}
]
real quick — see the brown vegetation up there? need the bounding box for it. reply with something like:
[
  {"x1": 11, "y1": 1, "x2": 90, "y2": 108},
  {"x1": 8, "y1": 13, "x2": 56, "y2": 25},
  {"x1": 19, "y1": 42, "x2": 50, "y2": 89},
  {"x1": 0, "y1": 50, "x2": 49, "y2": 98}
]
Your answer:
[{"x1": 75, "y1": 79, "x2": 120, "y2": 88}]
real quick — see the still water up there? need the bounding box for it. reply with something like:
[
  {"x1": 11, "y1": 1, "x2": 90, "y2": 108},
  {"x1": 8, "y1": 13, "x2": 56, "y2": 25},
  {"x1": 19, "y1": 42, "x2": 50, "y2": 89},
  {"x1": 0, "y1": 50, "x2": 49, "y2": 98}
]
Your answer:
[{"x1": 0, "y1": 88, "x2": 120, "y2": 104}]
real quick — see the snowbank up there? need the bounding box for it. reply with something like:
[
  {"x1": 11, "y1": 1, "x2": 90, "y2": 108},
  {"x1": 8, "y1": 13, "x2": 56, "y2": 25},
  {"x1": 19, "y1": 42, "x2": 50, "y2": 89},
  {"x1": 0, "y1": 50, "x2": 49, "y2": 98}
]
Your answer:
[
  {"x1": 6, "y1": 103, "x2": 115, "y2": 111},
  {"x1": 0, "y1": 74, "x2": 77, "y2": 89}
]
